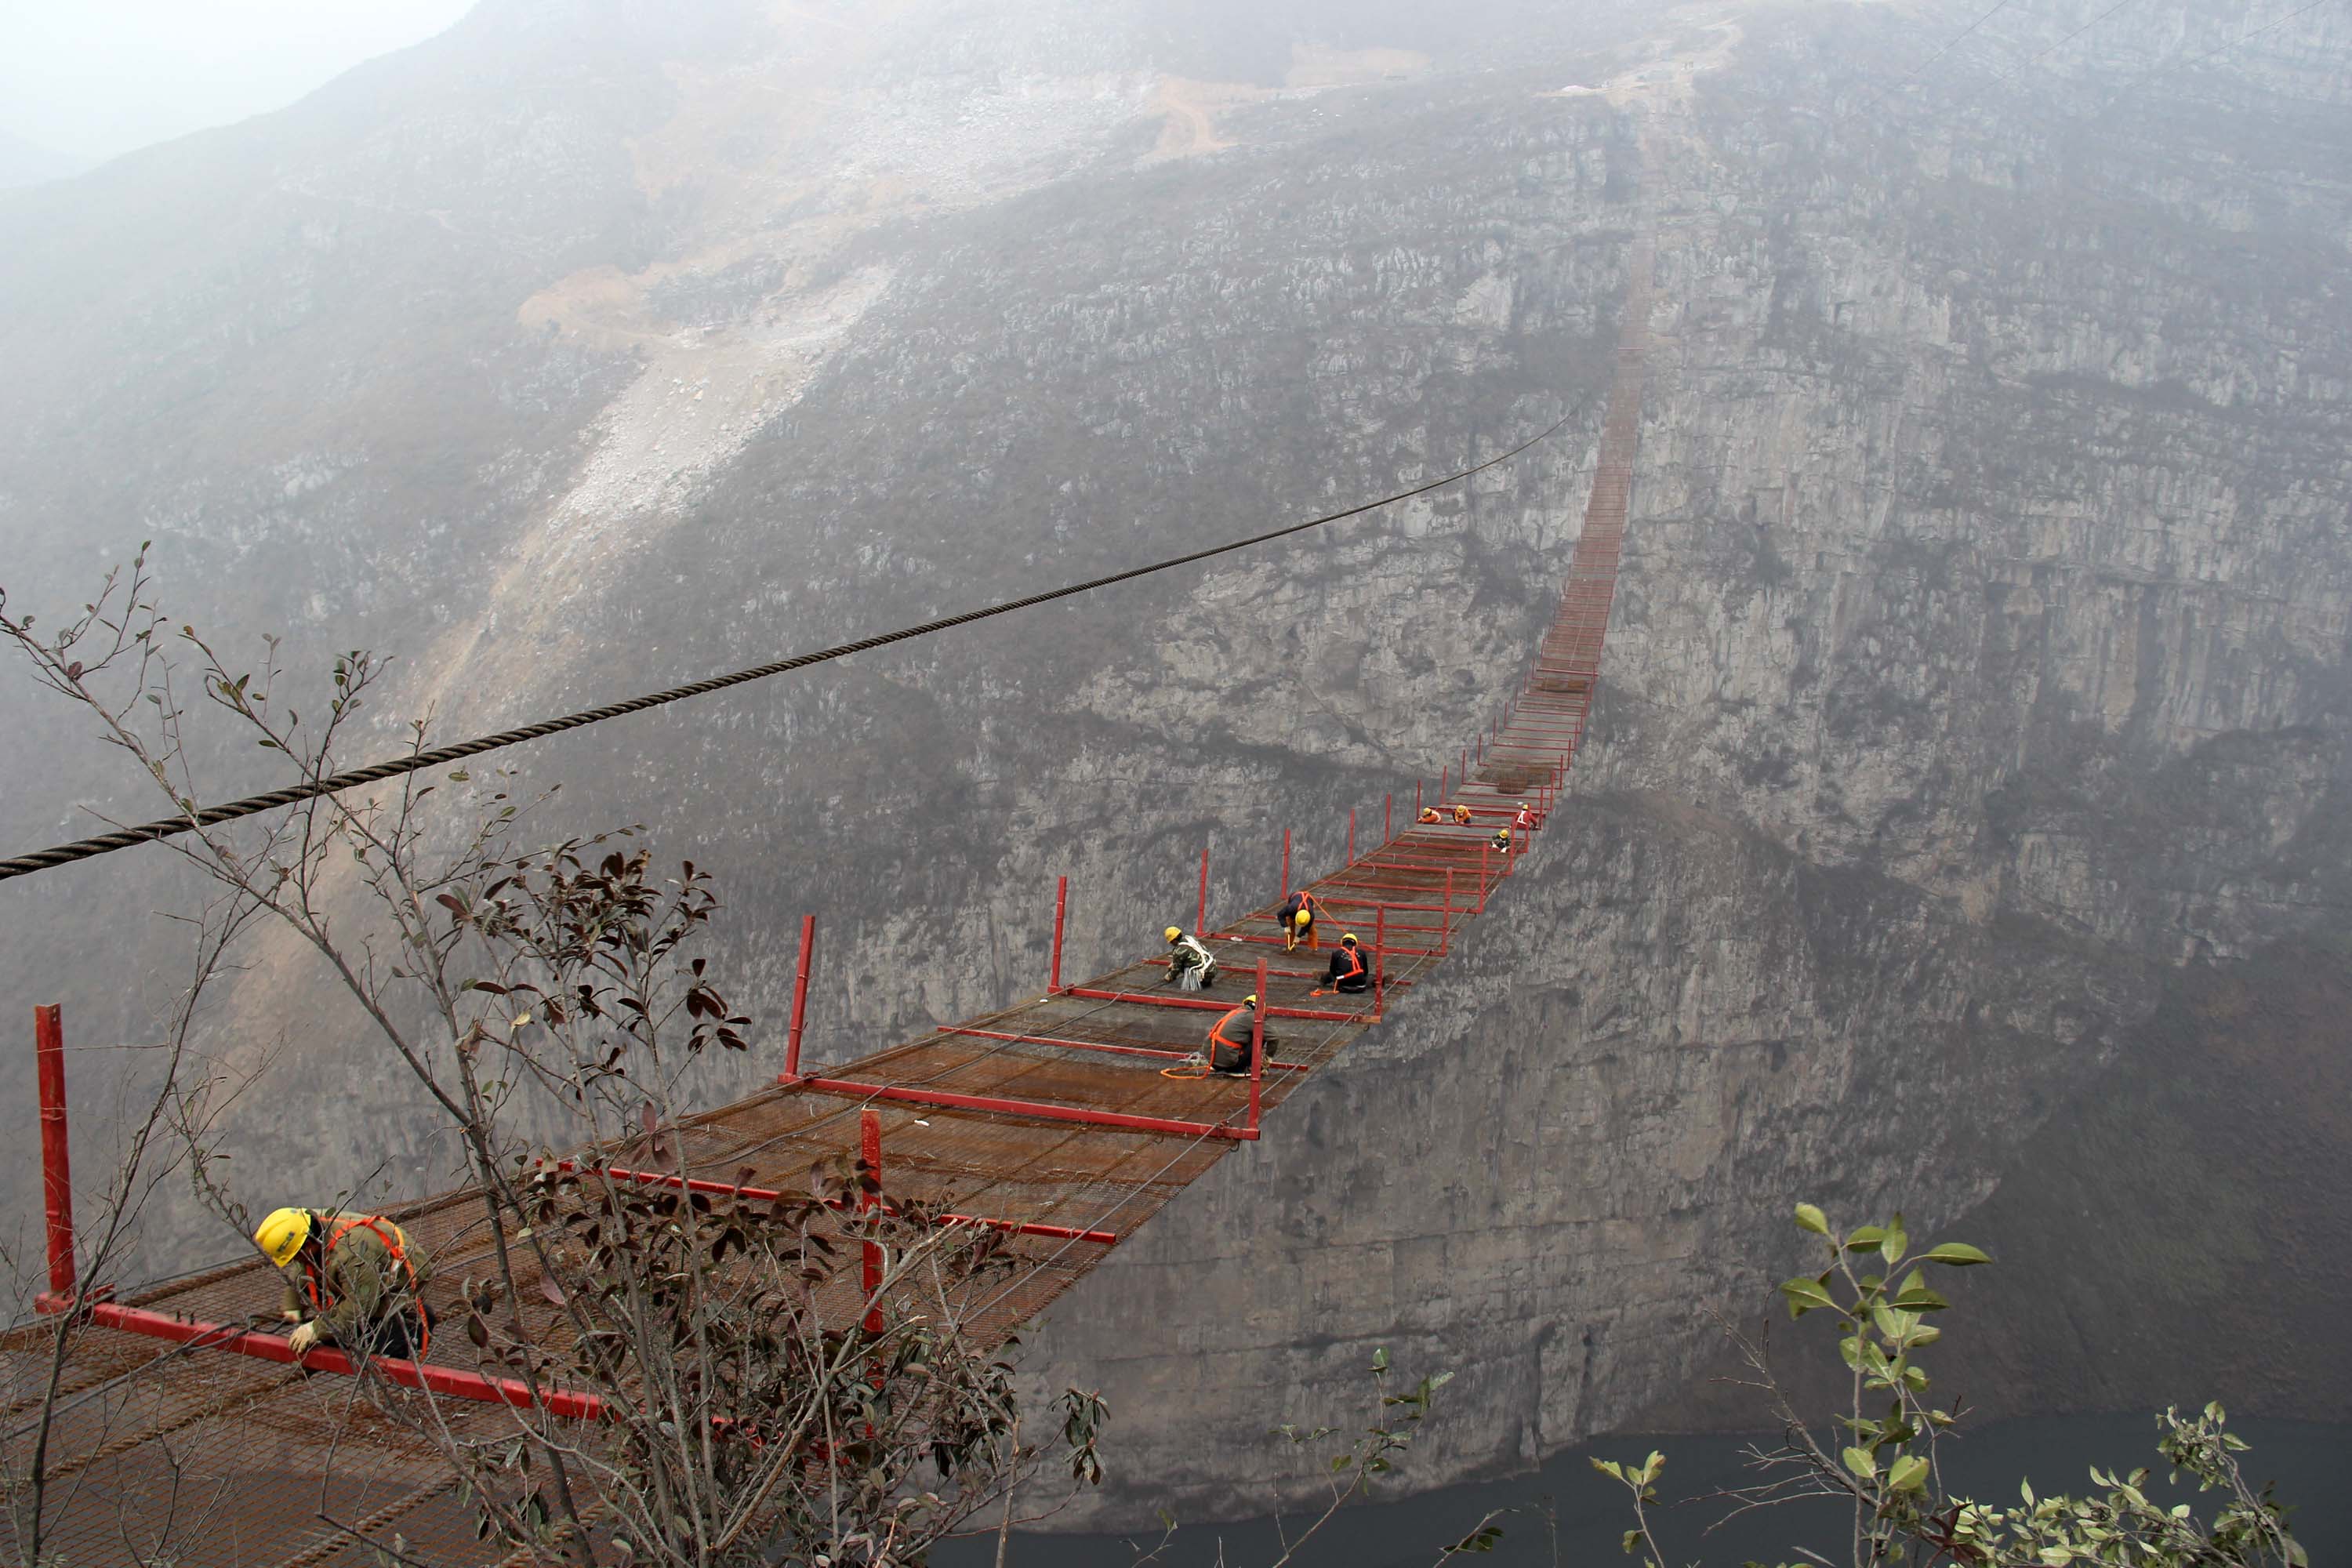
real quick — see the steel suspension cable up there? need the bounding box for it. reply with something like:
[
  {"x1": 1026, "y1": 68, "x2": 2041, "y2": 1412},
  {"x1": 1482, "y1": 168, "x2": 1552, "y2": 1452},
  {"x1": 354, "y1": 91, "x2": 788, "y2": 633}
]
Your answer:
[{"x1": 0, "y1": 416, "x2": 1572, "y2": 885}]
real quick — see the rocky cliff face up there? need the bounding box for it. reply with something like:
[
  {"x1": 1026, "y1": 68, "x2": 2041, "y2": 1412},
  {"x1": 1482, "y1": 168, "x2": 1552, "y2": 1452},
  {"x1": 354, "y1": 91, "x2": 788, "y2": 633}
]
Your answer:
[
  {"x1": 1010, "y1": 0, "x2": 2352, "y2": 1524},
  {"x1": 0, "y1": 0, "x2": 2347, "y2": 1529}
]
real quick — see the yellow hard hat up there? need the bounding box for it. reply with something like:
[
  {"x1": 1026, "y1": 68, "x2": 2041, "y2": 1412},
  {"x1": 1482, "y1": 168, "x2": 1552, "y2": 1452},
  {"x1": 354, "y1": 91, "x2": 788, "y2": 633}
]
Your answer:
[
  {"x1": 1294, "y1": 909, "x2": 1312, "y2": 926},
  {"x1": 1164, "y1": 926, "x2": 1183, "y2": 943},
  {"x1": 1341, "y1": 933, "x2": 1358, "y2": 946},
  {"x1": 1499, "y1": 828, "x2": 1512, "y2": 839},
  {"x1": 256, "y1": 1207, "x2": 312, "y2": 1269},
  {"x1": 1243, "y1": 994, "x2": 1259, "y2": 1007}
]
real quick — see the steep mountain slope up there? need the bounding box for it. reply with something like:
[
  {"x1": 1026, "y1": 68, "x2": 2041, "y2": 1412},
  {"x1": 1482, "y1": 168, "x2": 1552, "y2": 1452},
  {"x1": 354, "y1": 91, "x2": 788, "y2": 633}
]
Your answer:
[{"x1": 0, "y1": 0, "x2": 2347, "y2": 1527}]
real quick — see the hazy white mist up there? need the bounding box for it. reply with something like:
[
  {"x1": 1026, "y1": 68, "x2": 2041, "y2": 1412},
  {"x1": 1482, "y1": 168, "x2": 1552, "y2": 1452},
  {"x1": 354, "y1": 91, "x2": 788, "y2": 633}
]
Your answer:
[{"x1": 0, "y1": 0, "x2": 474, "y2": 168}]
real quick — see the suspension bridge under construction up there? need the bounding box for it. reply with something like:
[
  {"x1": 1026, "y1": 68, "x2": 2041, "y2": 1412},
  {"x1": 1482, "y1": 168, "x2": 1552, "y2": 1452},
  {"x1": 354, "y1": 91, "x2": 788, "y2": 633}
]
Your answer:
[{"x1": 1, "y1": 228, "x2": 1657, "y2": 1565}]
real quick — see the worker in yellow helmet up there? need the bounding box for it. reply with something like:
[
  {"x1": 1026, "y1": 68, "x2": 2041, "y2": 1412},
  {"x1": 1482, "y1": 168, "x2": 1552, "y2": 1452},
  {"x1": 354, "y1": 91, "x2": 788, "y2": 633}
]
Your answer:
[
  {"x1": 1417, "y1": 805, "x2": 1443, "y2": 825},
  {"x1": 1163, "y1": 925, "x2": 1218, "y2": 991},
  {"x1": 1451, "y1": 803, "x2": 1472, "y2": 826},
  {"x1": 1315, "y1": 932, "x2": 1369, "y2": 996},
  {"x1": 255, "y1": 1207, "x2": 434, "y2": 1361},
  {"x1": 1490, "y1": 826, "x2": 1512, "y2": 854},
  {"x1": 1204, "y1": 994, "x2": 1276, "y2": 1076},
  {"x1": 1277, "y1": 891, "x2": 1325, "y2": 953}
]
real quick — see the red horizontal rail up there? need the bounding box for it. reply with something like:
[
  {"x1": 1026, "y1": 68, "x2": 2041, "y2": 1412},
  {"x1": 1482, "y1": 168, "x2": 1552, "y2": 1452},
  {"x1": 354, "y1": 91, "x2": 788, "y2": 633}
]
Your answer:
[
  {"x1": 940, "y1": 1023, "x2": 1310, "y2": 1073},
  {"x1": 56, "y1": 1299, "x2": 608, "y2": 1421},
  {"x1": 556, "y1": 1162, "x2": 1121, "y2": 1243},
  {"x1": 1210, "y1": 932, "x2": 1443, "y2": 958},
  {"x1": 1058, "y1": 985, "x2": 1371, "y2": 1023},
  {"x1": 1142, "y1": 957, "x2": 1418, "y2": 988},
  {"x1": 789, "y1": 1075, "x2": 1259, "y2": 1141}
]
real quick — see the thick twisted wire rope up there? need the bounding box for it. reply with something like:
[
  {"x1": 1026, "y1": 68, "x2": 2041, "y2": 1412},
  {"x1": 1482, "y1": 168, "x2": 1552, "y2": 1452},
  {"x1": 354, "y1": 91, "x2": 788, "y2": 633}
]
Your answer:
[{"x1": 0, "y1": 416, "x2": 1571, "y2": 885}]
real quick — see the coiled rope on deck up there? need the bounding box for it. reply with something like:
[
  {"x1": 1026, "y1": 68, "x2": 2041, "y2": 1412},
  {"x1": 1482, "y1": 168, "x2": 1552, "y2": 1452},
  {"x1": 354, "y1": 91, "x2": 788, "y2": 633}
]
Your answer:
[{"x1": 0, "y1": 416, "x2": 1572, "y2": 884}]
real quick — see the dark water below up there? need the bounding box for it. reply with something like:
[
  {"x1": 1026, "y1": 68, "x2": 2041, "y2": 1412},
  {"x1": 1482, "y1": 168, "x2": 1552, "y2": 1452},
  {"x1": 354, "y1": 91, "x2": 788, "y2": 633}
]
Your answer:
[{"x1": 938, "y1": 1416, "x2": 2350, "y2": 1566}]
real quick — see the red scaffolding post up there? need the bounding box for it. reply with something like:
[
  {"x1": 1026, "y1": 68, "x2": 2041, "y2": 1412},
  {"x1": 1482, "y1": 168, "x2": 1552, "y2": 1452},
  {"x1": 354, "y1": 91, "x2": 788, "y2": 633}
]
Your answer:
[
  {"x1": 1372, "y1": 907, "x2": 1387, "y2": 1017},
  {"x1": 1384, "y1": 793, "x2": 1392, "y2": 844},
  {"x1": 1443, "y1": 869, "x2": 1454, "y2": 954},
  {"x1": 783, "y1": 915, "x2": 817, "y2": 1081},
  {"x1": 1415, "y1": 779, "x2": 1424, "y2": 819},
  {"x1": 1197, "y1": 846, "x2": 1210, "y2": 936},
  {"x1": 860, "y1": 1109, "x2": 884, "y2": 1335},
  {"x1": 35, "y1": 1004, "x2": 74, "y2": 1305},
  {"x1": 1050, "y1": 874, "x2": 1069, "y2": 994},
  {"x1": 1247, "y1": 958, "x2": 1267, "y2": 1134}
]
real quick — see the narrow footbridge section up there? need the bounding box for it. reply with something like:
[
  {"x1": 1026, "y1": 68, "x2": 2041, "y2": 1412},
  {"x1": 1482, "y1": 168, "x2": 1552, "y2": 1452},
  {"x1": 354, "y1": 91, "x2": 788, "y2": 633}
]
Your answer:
[{"x1": 3, "y1": 242, "x2": 1655, "y2": 1566}]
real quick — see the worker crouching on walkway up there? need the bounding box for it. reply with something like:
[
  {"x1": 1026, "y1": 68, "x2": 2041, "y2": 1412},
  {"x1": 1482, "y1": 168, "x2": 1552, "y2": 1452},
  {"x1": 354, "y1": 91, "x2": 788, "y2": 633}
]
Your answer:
[
  {"x1": 1164, "y1": 926, "x2": 1218, "y2": 991},
  {"x1": 1206, "y1": 994, "x2": 1276, "y2": 1076},
  {"x1": 1491, "y1": 826, "x2": 1513, "y2": 855},
  {"x1": 1316, "y1": 933, "x2": 1370, "y2": 996},
  {"x1": 1418, "y1": 805, "x2": 1443, "y2": 825},
  {"x1": 1452, "y1": 804, "x2": 1472, "y2": 826},
  {"x1": 256, "y1": 1207, "x2": 434, "y2": 1361}
]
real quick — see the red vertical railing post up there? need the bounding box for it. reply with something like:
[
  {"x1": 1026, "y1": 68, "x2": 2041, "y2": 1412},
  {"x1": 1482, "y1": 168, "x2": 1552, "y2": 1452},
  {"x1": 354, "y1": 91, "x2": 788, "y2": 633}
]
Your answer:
[
  {"x1": 1439, "y1": 764, "x2": 1449, "y2": 800},
  {"x1": 1197, "y1": 847, "x2": 1210, "y2": 936},
  {"x1": 1443, "y1": 870, "x2": 1454, "y2": 954},
  {"x1": 1384, "y1": 793, "x2": 1392, "y2": 844},
  {"x1": 1347, "y1": 808, "x2": 1356, "y2": 866},
  {"x1": 1247, "y1": 959, "x2": 1268, "y2": 1133},
  {"x1": 1049, "y1": 875, "x2": 1068, "y2": 994},
  {"x1": 1414, "y1": 779, "x2": 1423, "y2": 820},
  {"x1": 35, "y1": 1004, "x2": 74, "y2": 1303},
  {"x1": 1280, "y1": 829, "x2": 1290, "y2": 901},
  {"x1": 860, "y1": 1109, "x2": 884, "y2": 1335},
  {"x1": 1373, "y1": 907, "x2": 1387, "y2": 1016},
  {"x1": 783, "y1": 915, "x2": 817, "y2": 1081}
]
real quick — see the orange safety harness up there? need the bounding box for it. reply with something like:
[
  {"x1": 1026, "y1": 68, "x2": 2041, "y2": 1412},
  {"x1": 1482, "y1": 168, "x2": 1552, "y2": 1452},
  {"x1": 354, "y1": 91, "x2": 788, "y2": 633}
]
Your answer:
[
  {"x1": 1164, "y1": 1004, "x2": 1258, "y2": 1080},
  {"x1": 302, "y1": 1213, "x2": 430, "y2": 1359}
]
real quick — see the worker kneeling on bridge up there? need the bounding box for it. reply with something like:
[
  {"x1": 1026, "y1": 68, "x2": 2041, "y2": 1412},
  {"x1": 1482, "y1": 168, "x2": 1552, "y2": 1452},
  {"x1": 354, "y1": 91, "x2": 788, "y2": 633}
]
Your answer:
[
  {"x1": 1452, "y1": 804, "x2": 1472, "y2": 826},
  {"x1": 1164, "y1": 925, "x2": 1218, "y2": 991},
  {"x1": 1418, "y1": 805, "x2": 1442, "y2": 825},
  {"x1": 256, "y1": 1207, "x2": 434, "y2": 1361},
  {"x1": 1316, "y1": 933, "x2": 1369, "y2": 996},
  {"x1": 1206, "y1": 994, "x2": 1276, "y2": 1076},
  {"x1": 1491, "y1": 826, "x2": 1512, "y2": 854}
]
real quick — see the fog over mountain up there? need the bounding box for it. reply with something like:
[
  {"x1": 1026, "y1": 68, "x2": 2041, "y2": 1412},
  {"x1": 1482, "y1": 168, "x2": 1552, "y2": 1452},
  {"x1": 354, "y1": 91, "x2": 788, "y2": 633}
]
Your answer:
[
  {"x1": 0, "y1": 129, "x2": 89, "y2": 189},
  {"x1": 1, "y1": 0, "x2": 2347, "y2": 1524}
]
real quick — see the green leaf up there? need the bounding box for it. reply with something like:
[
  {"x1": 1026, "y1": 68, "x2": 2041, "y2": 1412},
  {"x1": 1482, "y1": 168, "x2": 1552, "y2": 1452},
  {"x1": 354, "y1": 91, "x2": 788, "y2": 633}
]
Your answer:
[
  {"x1": 1621, "y1": 1530, "x2": 1641, "y2": 1555},
  {"x1": 1846, "y1": 1225, "x2": 1886, "y2": 1252},
  {"x1": 1592, "y1": 1458, "x2": 1625, "y2": 1481},
  {"x1": 1889, "y1": 1455, "x2": 1929, "y2": 1493},
  {"x1": 1881, "y1": 1221, "x2": 1908, "y2": 1266},
  {"x1": 1371, "y1": 1346, "x2": 1390, "y2": 1373},
  {"x1": 1843, "y1": 1446, "x2": 1878, "y2": 1480},
  {"x1": 1921, "y1": 1243, "x2": 1991, "y2": 1267},
  {"x1": 1780, "y1": 1276, "x2": 1838, "y2": 1318},
  {"x1": 1795, "y1": 1203, "x2": 1829, "y2": 1235}
]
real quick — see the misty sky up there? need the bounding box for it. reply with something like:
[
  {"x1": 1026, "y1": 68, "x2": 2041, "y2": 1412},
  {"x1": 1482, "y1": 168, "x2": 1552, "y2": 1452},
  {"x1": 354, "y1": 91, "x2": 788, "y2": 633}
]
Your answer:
[{"x1": 0, "y1": 0, "x2": 475, "y2": 164}]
